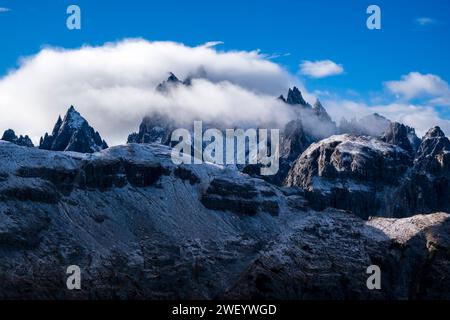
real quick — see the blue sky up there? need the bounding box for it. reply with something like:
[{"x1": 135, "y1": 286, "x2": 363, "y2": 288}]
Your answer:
[
  {"x1": 1, "y1": 0, "x2": 450, "y2": 141},
  {"x1": 1, "y1": 0, "x2": 449, "y2": 91}
]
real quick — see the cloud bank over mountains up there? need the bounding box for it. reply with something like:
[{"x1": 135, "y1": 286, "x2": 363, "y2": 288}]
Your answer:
[
  {"x1": 0, "y1": 39, "x2": 300, "y2": 145},
  {"x1": 0, "y1": 38, "x2": 449, "y2": 145}
]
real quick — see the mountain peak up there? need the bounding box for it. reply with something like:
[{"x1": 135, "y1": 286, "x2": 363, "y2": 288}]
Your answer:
[
  {"x1": 167, "y1": 72, "x2": 181, "y2": 83},
  {"x1": 313, "y1": 99, "x2": 323, "y2": 109},
  {"x1": 415, "y1": 126, "x2": 450, "y2": 170},
  {"x1": 64, "y1": 106, "x2": 86, "y2": 130},
  {"x1": 381, "y1": 122, "x2": 415, "y2": 154},
  {"x1": 157, "y1": 72, "x2": 183, "y2": 92},
  {"x1": 312, "y1": 99, "x2": 333, "y2": 123},
  {"x1": 424, "y1": 126, "x2": 445, "y2": 139},
  {"x1": 286, "y1": 87, "x2": 308, "y2": 106},
  {"x1": 278, "y1": 95, "x2": 286, "y2": 103},
  {"x1": 39, "y1": 106, "x2": 108, "y2": 153}
]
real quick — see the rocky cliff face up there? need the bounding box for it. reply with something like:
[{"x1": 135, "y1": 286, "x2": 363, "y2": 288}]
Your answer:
[
  {"x1": 39, "y1": 106, "x2": 108, "y2": 153},
  {"x1": 285, "y1": 128, "x2": 450, "y2": 219},
  {"x1": 285, "y1": 135, "x2": 412, "y2": 218},
  {"x1": 381, "y1": 122, "x2": 421, "y2": 154},
  {"x1": 223, "y1": 212, "x2": 450, "y2": 300},
  {"x1": 415, "y1": 126, "x2": 450, "y2": 172},
  {"x1": 1, "y1": 129, "x2": 34, "y2": 147},
  {"x1": 0, "y1": 141, "x2": 449, "y2": 299}
]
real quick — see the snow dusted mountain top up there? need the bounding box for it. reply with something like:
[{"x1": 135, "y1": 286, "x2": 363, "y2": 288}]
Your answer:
[
  {"x1": 39, "y1": 106, "x2": 108, "y2": 153},
  {"x1": 301, "y1": 134, "x2": 408, "y2": 159},
  {"x1": 65, "y1": 105, "x2": 86, "y2": 129}
]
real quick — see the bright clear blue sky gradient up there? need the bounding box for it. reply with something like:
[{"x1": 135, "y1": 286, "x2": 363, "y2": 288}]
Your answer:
[{"x1": 0, "y1": 0, "x2": 449, "y2": 117}]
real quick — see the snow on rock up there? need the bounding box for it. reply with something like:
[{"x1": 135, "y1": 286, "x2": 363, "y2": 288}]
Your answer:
[
  {"x1": 1, "y1": 141, "x2": 449, "y2": 299},
  {"x1": 286, "y1": 130, "x2": 450, "y2": 219},
  {"x1": 222, "y1": 212, "x2": 450, "y2": 300},
  {"x1": 285, "y1": 134, "x2": 412, "y2": 218},
  {"x1": 39, "y1": 106, "x2": 108, "y2": 154}
]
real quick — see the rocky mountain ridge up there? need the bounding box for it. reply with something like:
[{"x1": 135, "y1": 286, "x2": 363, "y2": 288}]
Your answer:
[
  {"x1": 285, "y1": 128, "x2": 450, "y2": 218},
  {"x1": 0, "y1": 141, "x2": 449, "y2": 299},
  {"x1": 1, "y1": 129, "x2": 34, "y2": 148},
  {"x1": 1, "y1": 76, "x2": 450, "y2": 299}
]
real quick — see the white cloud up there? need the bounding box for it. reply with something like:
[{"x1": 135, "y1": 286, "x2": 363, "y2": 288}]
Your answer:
[
  {"x1": 385, "y1": 72, "x2": 450, "y2": 105},
  {"x1": 299, "y1": 60, "x2": 344, "y2": 78},
  {"x1": 0, "y1": 7, "x2": 11, "y2": 13},
  {"x1": 201, "y1": 41, "x2": 224, "y2": 48},
  {"x1": 324, "y1": 99, "x2": 450, "y2": 137},
  {"x1": 415, "y1": 17, "x2": 438, "y2": 26},
  {"x1": 1, "y1": 38, "x2": 449, "y2": 147},
  {"x1": 0, "y1": 39, "x2": 300, "y2": 145}
]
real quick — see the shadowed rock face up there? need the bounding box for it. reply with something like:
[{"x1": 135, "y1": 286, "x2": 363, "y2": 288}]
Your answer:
[
  {"x1": 222, "y1": 213, "x2": 450, "y2": 300},
  {"x1": 0, "y1": 141, "x2": 449, "y2": 300},
  {"x1": 39, "y1": 106, "x2": 108, "y2": 153}
]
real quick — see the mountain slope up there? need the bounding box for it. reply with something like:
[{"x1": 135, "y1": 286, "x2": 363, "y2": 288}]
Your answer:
[{"x1": 0, "y1": 141, "x2": 449, "y2": 299}]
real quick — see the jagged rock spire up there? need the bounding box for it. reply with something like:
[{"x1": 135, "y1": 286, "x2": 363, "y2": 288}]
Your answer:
[
  {"x1": 156, "y1": 72, "x2": 184, "y2": 92},
  {"x1": 313, "y1": 99, "x2": 332, "y2": 123},
  {"x1": 39, "y1": 106, "x2": 108, "y2": 153},
  {"x1": 286, "y1": 87, "x2": 308, "y2": 106}
]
